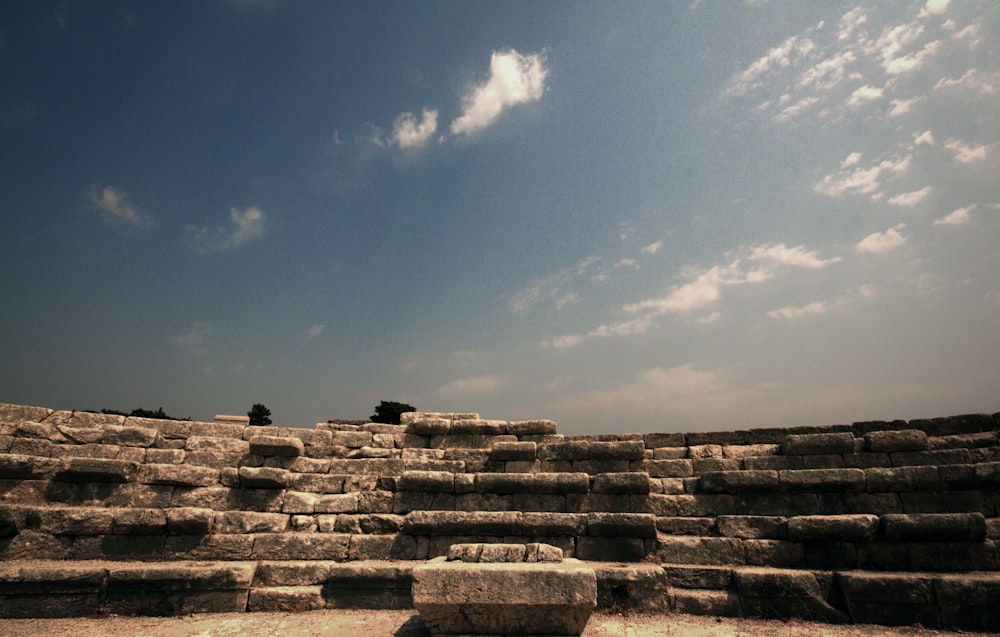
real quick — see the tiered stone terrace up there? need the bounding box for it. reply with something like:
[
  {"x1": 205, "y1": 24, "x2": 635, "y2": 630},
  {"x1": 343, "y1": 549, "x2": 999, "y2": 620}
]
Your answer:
[{"x1": 1, "y1": 402, "x2": 998, "y2": 630}]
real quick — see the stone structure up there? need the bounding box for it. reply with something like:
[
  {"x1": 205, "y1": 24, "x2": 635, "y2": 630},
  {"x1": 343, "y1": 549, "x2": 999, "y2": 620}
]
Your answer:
[
  {"x1": 0, "y1": 402, "x2": 998, "y2": 630},
  {"x1": 412, "y1": 543, "x2": 596, "y2": 635}
]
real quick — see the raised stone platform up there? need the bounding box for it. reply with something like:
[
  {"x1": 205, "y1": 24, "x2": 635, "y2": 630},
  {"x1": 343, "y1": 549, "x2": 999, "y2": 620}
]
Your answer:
[{"x1": 412, "y1": 543, "x2": 597, "y2": 636}]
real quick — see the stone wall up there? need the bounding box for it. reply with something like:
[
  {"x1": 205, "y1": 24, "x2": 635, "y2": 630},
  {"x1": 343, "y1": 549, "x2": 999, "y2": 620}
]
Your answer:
[{"x1": 1, "y1": 402, "x2": 998, "y2": 630}]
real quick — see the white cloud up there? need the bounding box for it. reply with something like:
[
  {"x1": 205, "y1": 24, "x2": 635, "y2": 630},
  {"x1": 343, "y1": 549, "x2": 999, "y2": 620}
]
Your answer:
[
  {"x1": 450, "y1": 49, "x2": 548, "y2": 136},
  {"x1": 919, "y1": 0, "x2": 949, "y2": 18},
  {"x1": 887, "y1": 186, "x2": 931, "y2": 206},
  {"x1": 773, "y1": 95, "x2": 820, "y2": 122},
  {"x1": 641, "y1": 241, "x2": 663, "y2": 255},
  {"x1": 768, "y1": 299, "x2": 837, "y2": 320},
  {"x1": 435, "y1": 374, "x2": 500, "y2": 398},
  {"x1": 307, "y1": 324, "x2": 325, "y2": 339},
  {"x1": 913, "y1": 130, "x2": 935, "y2": 146},
  {"x1": 815, "y1": 154, "x2": 911, "y2": 197},
  {"x1": 856, "y1": 223, "x2": 907, "y2": 254},
  {"x1": 883, "y1": 39, "x2": 942, "y2": 76},
  {"x1": 87, "y1": 185, "x2": 153, "y2": 227},
  {"x1": 845, "y1": 84, "x2": 883, "y2": 108},
  {"x1": 187, "y1": 206, "x2": 266, "y2": 254},
  {"x1": 934, "y1": 204, "x2": 975, "y2": 225},
  {"x1": 841, "y1": 152, "x2": 863, "y2": 168},
  {"x1": 943, "y1": 138, "x2": 989, "y2": 163},
  {"x1": 554, "y1": 293, "x2": 580, "y2": 311},
  {"x1": 546, "y1": 242, "x2": 841, "y2": 348},
  {"x1": 726, "y1": 33, "x2": 817, "y2": 97},
  {"x1": 390, "y1": 108, "x2": 438, "y2": 148},
  {"x1": 889, "y1": 97, "x2": 920, "y2": 117},
  {"x1": 934, "y1": 69, "x2": 996, "y2": 94},
  {"x1": 613, "y1": 257, "x2": 639, "y2": 270}
]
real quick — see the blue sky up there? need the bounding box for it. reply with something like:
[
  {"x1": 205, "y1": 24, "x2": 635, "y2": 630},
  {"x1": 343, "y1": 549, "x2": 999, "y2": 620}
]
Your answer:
[{"x1": 2, "y1": 1, "x2": 997, "y2": 434}]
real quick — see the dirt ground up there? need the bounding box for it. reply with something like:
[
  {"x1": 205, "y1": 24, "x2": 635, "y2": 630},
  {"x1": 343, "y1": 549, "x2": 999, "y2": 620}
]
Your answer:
[{"x1": 0, "y1": 609, "x2": 991, "y2": 637}]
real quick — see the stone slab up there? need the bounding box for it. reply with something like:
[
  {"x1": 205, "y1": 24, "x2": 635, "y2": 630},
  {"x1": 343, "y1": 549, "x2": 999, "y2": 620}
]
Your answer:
[{"x1": 412, "y1": 557, "x2": 596, "y2": 635}]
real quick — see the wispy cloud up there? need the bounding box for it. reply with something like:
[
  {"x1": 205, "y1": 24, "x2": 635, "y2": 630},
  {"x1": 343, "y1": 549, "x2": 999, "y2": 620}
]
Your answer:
[
  {"x1": 934, "y1": 204, "x2": 975, "y2": 225},
  {"x1": 435, "y1": 374, "x2": 500, "y2": 398},
  {"x1": 87, "y1": 185, "x2": 153, "y2": 227},
  {"x1": 642, "y1": 241, "x2": 663, "y2": 254},
  {"x1": 187, "y1": 206, "x2": 266, "y2": 254},
  {"x1": 173, "y1": 321, "x2": 212, "y2": 354},
  {"x1": 307, "y1": 324, "x2": 325, "y2": 339},
  {"x1": 450, "y1": 49, "x2": 548, "y2": 136},
  {"x1": 815, "y1": 153, "x2": 911, "y2": 197},
  {"x1": 943, "y1": 138, "x2": 989, "y2": 163},
  {"x1": 887, "y1": 186, "x2": 931, "y2": 207},
  {"x1": 934, "y1": 68, "x2": 996, "y2": 94},
  {"x1": 545, "y1": 242, "x2": 841, "y2": 348},
  {"x1": 390, "y1": 108, "x2": 438, "y2": 148},
  {"x1": 856, "y1": 223, "x2": 908, "y2": 254}
]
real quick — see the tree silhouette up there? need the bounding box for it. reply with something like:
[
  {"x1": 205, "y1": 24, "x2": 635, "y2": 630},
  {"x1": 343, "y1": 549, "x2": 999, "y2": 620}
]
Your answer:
[
  {"x1": 248, "y1": 403, "x2": 272, "y2": 426},
  {"x1": 370, "y1": 400, "x2": 416, "y2": 425}
]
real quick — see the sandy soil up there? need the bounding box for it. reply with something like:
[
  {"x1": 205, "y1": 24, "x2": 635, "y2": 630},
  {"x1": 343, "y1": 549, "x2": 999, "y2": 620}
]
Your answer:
[{"x1": 0, "y1": 609, "x2": 990, "y2": 637}]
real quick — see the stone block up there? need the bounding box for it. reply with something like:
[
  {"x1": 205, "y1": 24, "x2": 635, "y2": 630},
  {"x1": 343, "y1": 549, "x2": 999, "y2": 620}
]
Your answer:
[
  {"x1": 693, "y1": 458, "x2": 741, "y2": 473},
  {"x1": 138, "y1": 463, "x2": 219, "y2": 487},
  {"x1": 716, "y1": 515, "x2": 787, "y2": 539},
  {"x1": 586, "y1": 513, "x2": 656, "y2": 538},
  {"x1": 315, "y1": 493, "x2": 359, "y2": 514},
  {"x1": 521, "y1": 512, "x2": 586, "y2": 536},
  {"x1": 166, "y1": 507, "x2": 214, "y2": 534},
  {"x1": 252, "y1": 532, "x2": 350, "y2": 560},
  {"x1": 643, "y1": 459, "x2": 693, "y2": 478},
  {"x1": 576, "y1": 536, "x2": 646, "y2": 561},
  {"x1": 651, "y1": 447, "x2": 688, "y2": 459},
  {"x1": 248, "y1": 434, "x2": 304, "y2": 457},
  {"x1": 162, "y1": 534, "x2": 254, "y2": 560},
  {"x1": 779, "y1": 468, "x2": 866, "y2": 492},
  {"x1": 238, "y1": 466, "x2": 289, "y2": 489},
  {"x1": 403, "y1": 510, "x2": 523, "y2": 536},
  {"x1": 662, "y1": 564, "x2": 732, "y2": 589},
  {"x1": 838, "y1": 572, "x2": 939, "y2": 627},
  {"x1": 654, "y1": 536, "x2": 745, "y2": 566},
  {"x1": 413, "y1": 557, "x2": 596, "y2": 635},
  {"x1": 743, "y1": 455, "x2": 806, "y2": 470},
  {"x1": 781, "y1": 432, "x2": 854, "y2": 455},
  {"x1": 592, "y1": 472, "x2": 650, "y2": 494},
  {"x1": 866, "y1": 465, "x2": 939, "y2": 492},
  {"x1": 358, "y1": 490, "x2": 393, "y2": 513},
  {"x1": 671, "y1": 589, "x2": 742, "y2": 616},
  {"x1": 30, "y1": 507, "x2": 114, "y2": 535},
  {"x1": 508, "y1": 420, "x2": 558, "y2": 436},
  {"x1": 533, "y1": 472, "x2": 590, "y2": 494},
  {"x1": 55, "y1": 458, "x2": 138, "y2": 483},
  {"x1": 112, "y1": 508, "x2": 167, "y2": 534},
  {"x1": 573, "y1": 459, "x2": 630, "y2": 474},
  {"x1": 934, "y1": 574, "x2": 1000, "y2": 631},
  {"x1": 865, "y1": 429, "x2": 928, "y2": 452},
  {"x1": 818, "y1": 492, "x2": 902, "y2": 515},
  {"x1": 881, "y1": 512, "x2": 987, "y2": 542},
  {"x1": 655, "y1": 516, "x2": 715, "y2": 536},
  {"x1": 592, "y1": 563, "x2": 669, "y2": 612},
  {"x1": 214, "y1": 511, "x2": 288, "y2": 534},
  {"x1": 736, "y1": 568, "x2": 850, "y2": 623},
  {"x1": 0, "y1": 454, "x2": 59, "y2": 480},
  {"x1": 474, "y1": 472, "x2": 534, "y2": 493},
  {"x1": 905, "y1": 541, "x2": 1000, "y2": 571},
  {"x1": 699, "y1": 470, "x2": 780, "y2": 493},
  {"x1": 899, "y1": 489, "x2": 994, "y2": 515},
  {"x1": 734, "y1": 493, "x2": 821, "y2": 516},
  {"x1": 743, "y1": 539, "x2": 805, "y2": 567},
  {"x1": 787, "y1": 514, "x2": 879, "y2": 542},
  {"x1": 538, "y1": 440, "x2": 591, "y2": 461},
  {"x1": 891, "y1": 448, "x2": 971, "y2": 467},
  {"x1": 490, "y1": 440, "x2": 536, "y2": 461},
  {"x1": 804, "y1": 541, "x2": 857, "y2": 569},
  {"x1": 248, "y1": 585, "x2": 324, "y2": 612},
  {"x1": 643, "y1": 432, "x2": 686, "y2": 448}
]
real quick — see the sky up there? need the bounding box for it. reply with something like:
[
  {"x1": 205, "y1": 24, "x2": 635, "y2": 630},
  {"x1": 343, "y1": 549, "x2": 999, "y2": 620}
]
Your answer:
[{"x1": 1, "y1": 1, "x2": 998, "y2": 434}]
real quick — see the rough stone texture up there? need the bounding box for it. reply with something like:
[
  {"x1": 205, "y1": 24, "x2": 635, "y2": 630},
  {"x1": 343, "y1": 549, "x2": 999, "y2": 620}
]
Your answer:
[
  {"x1": 412, "y1": 557, "x2": 597, "y2": 635},
  {"x1": 248, "y1": 435, "x2": 303, "y2": 458},
  {"x1": 782, "y1": 433, "x2": 856, "y2": 456},
  {"x1": 881, "y1": 512, "x2": 987, "y2": 542},
  {"x1": 787, "y1": 514, "x2": 879, "y2": 542}
]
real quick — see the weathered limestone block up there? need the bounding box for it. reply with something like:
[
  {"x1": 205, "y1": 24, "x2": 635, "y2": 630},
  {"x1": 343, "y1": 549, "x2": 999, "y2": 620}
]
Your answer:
[
  {"x1": 881, "y1": 512, "x2": 987, "y2": 542},
  {"x1": 249, "y1": 434, "x2": 304, "y2": 457},
  {"x1": 166, "y1": 507, "x2": 214, "y2": 534},
  {"x1": 838, "y1": 572, "x2": 939, "y2": 627},
  {"x1": 891, "y1": 448, "x2": 971, "y2": 467},
  {"x1": 736, "y1": 567, "x2": 850, "y2": 623},
  {"x1": 185, "y1": 436, "x2": 249, "y2": 453},
  {"x1": 398, "y1": 470, "x2": 454, "y2": 493},
  {"x1": 413, "y1": 555, "x2": 596, "y2": 635},
  {"x1": 538, "y1": 441, "x2": 591, "y2": 461},
  {"x1": 358, "y1": 490, "x2": 393, "y2": 513},
  {"x1": 592, "y1": 472, "x2": 650, "y2": 494},
  {"x1": 46, "y1": 443, "x2": 119, "y2": 460},
  {"x1": 780, "y1": 468, "x2": 866, "y2": 492},
  {"x1": 0, "y1": 561, "x2": 106, "y2": 618},
  {"x1": 591, "y1": 563, "x2": 670, "y2": 612},
  {"x1": 29, "y1": 507, "x2": 115, "y2": 535},
  {"x1": 104, "y1": 562, "x2": 254, "y2": 616},
  {"x1": 643, "y1": 459, "x2": 694, "y2": 478},
  {"x1": 55, "y1": 457, "x2": 138, "y2": 483},
  {"x1": 672, "y1": 588, "x2": 742, "y2": 616},
  {"x1": 252, "y1": 533, "x2": 350, "y2": 560},
  {"x1": 699, "y1": 470, "x2": 780, "y2": 493},
  {"x1": 214, "y1": 511, "x2": 288, "y2": 534},
  {"x1": 586, "y1": 513, "x2": 656, "y2": 538},
  {"x1": 315, "y1": 493, "x2": 359, "y2": 514},
  {"x1": 782, "y1": 432, "x2": 855, "y2": 455},
  {"x1": 865, "y1": 429, "x2": 928, "y2": 452},
  {"x1": 112, "y1": 508, "x2": 167, "y2": 534},
  {"x1": 327, "y1": 561, "x2": 415, "y2": 609},
  {"x1": 450, "y1": 419, "x2": 508, "y2": 435},
  {"x1": 588, "y1": 440, "x2": 645, "y2": 460},
  {"x1": 248, "y1": 585, "x2": 325, "y2": 612},
  {"x1": 0, "y1": 402, "x2": 53, "y2": 424},
  {"x1": 490, "y1": 440, "x2": 536, "y2": 461},
  {"x1": 743, "y1": 539, "x2": 806, "y2": 568},
  {"x1": 716, "y1": 515, "x2": 788, "y2": 539},
  {"x1": 642, "y1": 432, "x2": 685, "y2": 448},
  {"x1": 534, "y1": 472, "x2": 589, "y2": 494},
  {"x1": 865, "y1": 465, "x2": 940, "y2": 492},
  {"x1": 508, "y1": 420, "x2": 558, "y2": 436},
  {"x1": 138, "y1": 463, "x2": 219, "y2": 487},
  {"x1": 0, "y1": 454, "x2": 59, "y2": 479},
  {"x1": 238, "y1": 466, "x2": 289, "y2": 489},
  {"x1": 934, "y1": 574, "x2": 1000, "y2": 632},
  {"x1": 655, "y1": 516, "x2": 716, "y2": 536},
  {"x1": 403, "y1": 510, "x2": 523, "y2": 536},
  {"x1": 476, "y1": 472, "x2": 534, "y2": 493},
  {"x1": 404, "y1": 417, "x2": 451, "y2": 435},
  {"x1": 787, "y1": 514, "x2": 879, "y2": 542},
  {"x1": 654, "y1": 536, "x2": 745, "y2": 566}
]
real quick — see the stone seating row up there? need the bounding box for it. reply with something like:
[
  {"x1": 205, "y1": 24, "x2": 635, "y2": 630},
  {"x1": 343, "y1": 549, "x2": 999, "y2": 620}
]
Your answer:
[{"x1": 2, "y1": 559, "x2": 997, "y2": 631}]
